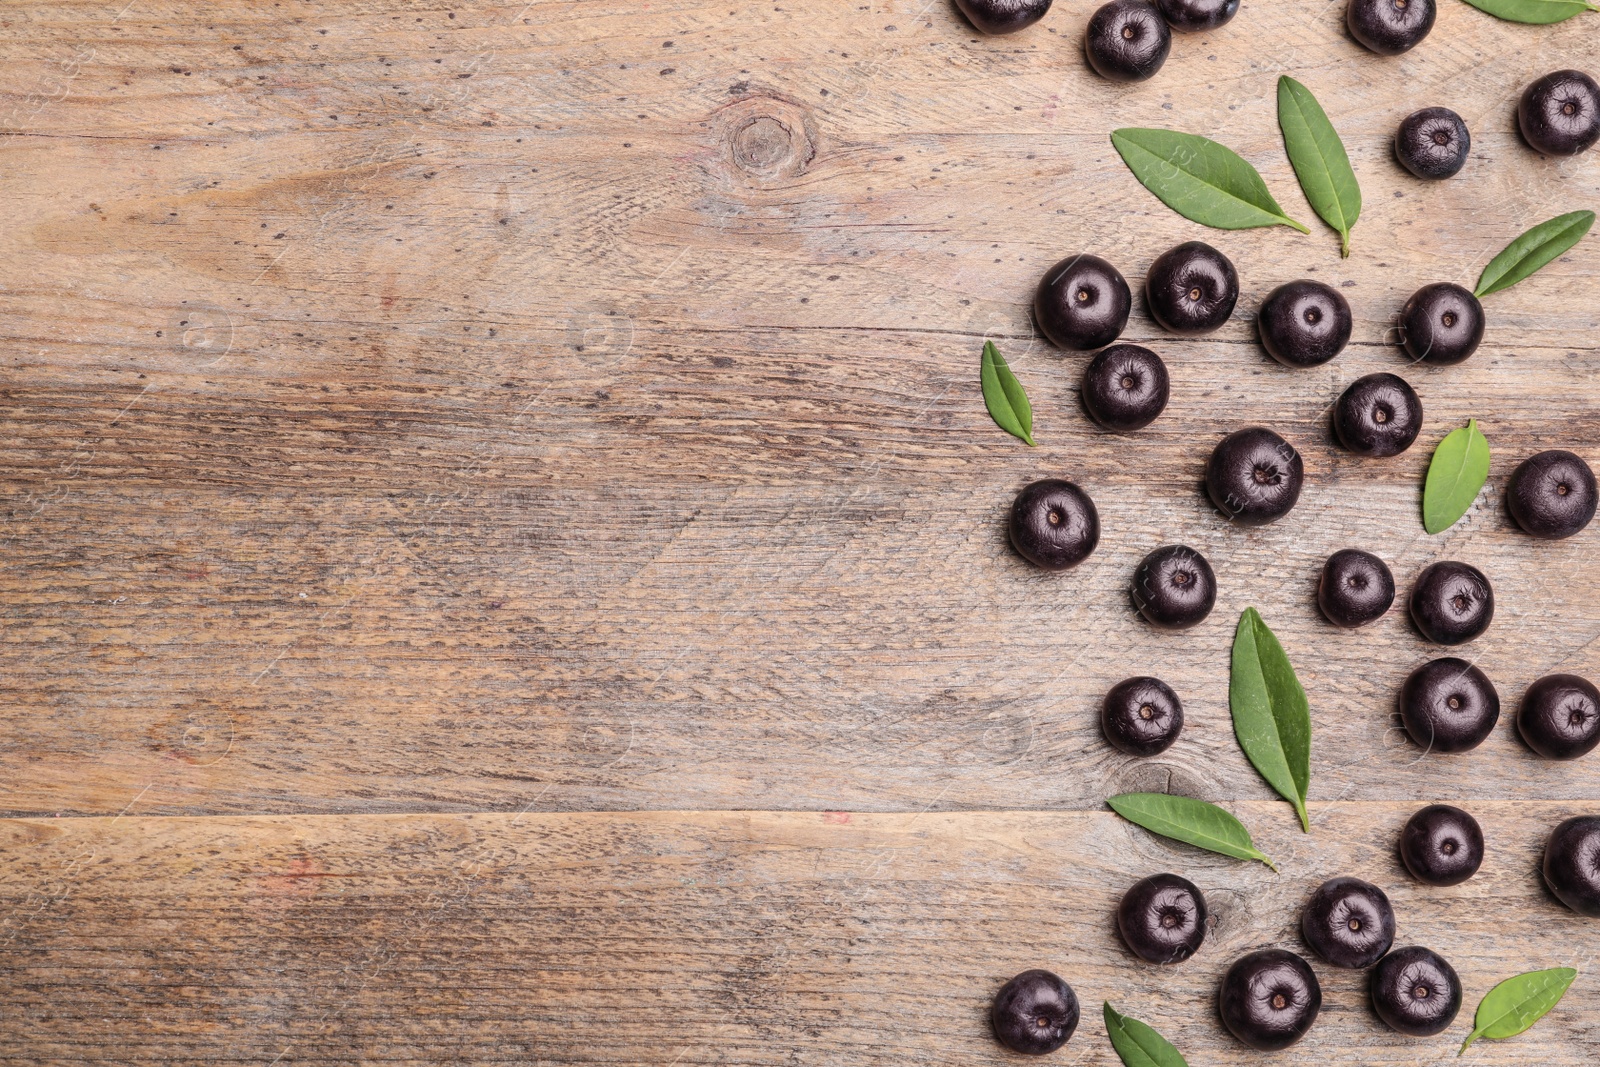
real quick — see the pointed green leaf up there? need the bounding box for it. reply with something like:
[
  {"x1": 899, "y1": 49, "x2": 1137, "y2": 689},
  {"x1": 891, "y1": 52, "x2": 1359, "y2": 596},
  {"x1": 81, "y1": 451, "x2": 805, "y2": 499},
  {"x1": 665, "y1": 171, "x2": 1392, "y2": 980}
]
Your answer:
[
  {"x1": 1423, "y1": 419, "x2": 1492, "y2": 534},
  {"x1": 1459, "y1": 967, "x2": 1577, "y2": 1054},
  {"x1": 1460, "y1": 0, "x2": 1598, "y2": 23},
  {"x1": 1104, "y1": 1003, "x2": 1190, "y2": 1067},
  {"x1": 980, "y1": 341, "x2": 1035, "y2": 446},
  {"x1": 1230, "y1": 608, "x2": 1311, "y2": 832},
  {"x1": 1475, "y1": 211, "x2": 1595, "y2": 298},
  {"x1": 1107, "y1": 793, "x2": 1277, "y2": 870},
  {"x1": 1277, "y1": 76, "x2": 1362, "y2": 257},
  {"x1": 1111, "y1": 128, "x2": 1310, "y2": 233}
]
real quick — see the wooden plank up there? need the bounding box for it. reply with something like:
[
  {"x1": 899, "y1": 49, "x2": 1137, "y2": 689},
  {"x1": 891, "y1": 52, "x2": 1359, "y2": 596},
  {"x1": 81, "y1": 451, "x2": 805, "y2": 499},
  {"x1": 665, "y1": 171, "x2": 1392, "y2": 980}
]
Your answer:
[
  {"x1": 1, "y1": 805, "x2": 1596, "y2": 1064},
  {"x1": 2, "y1": 2, "x2": 1600, "y2": 816}
]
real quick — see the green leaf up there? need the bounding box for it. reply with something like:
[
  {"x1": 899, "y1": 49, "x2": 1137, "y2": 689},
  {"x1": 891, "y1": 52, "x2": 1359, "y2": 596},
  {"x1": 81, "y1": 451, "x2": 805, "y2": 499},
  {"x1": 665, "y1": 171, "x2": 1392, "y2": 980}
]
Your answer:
[
  {"x1": 1277, "y1": 76, "x2": 1362, "y2": 258},
  {"x1": 1107, "y1": 793, "x2": 1277, "y2": 870},
  {"x1": 1474, "y1": 211, "x2": 1596, "y2": 298},
  {"x1": 1460, "y1": 0, "x2": 1598, "y2": 23},
  {"x1": 1104, "y1": 1003, "x2": 1190, "y2": 1067},
  {"x1": 1111, "y1": 128, "x2": 1310, "y2": 233},
  {"x1": 979, "y1": 341, "x2": 1035, "y2": 446},
  {"x1": 1459, "y1": 967, "x2": 1578, "y2": 1054},
  {"x1": 1423, "y1": 419, "x2": 1492, "y2": 534},
  {"x1": 1230, "y1": 608, "x2": 1312, "y2": 832}
]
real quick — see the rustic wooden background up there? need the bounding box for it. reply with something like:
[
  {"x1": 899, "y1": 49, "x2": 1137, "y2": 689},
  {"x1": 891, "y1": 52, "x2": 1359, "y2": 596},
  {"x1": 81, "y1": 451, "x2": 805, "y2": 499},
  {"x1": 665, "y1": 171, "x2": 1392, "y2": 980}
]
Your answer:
[{"x1": 2, "y1": 0, "x2": 1598, "y2": 1062}]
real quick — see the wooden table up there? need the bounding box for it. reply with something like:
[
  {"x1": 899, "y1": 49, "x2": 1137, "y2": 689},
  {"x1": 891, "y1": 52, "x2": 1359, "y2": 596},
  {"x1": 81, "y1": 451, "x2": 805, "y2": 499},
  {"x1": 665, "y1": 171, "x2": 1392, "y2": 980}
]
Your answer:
[{"x1": 2, "y1": 1, "x2": 1598, "y2": 1063}]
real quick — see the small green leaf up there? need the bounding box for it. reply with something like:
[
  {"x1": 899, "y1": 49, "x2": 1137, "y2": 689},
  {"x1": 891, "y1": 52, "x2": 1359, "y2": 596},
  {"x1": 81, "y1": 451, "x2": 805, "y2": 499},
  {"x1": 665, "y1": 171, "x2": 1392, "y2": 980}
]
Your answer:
[
  {"x1": 1459, "y1": 967, "x2": 1578, "y2": 1055},
  {"x1": 1111, "y1": 128, "x2": 1310, "y2": 233},
  {"x1": 1277, "y1": 76, "x2": 1362, "y2": 257},
  {"x1": 1475, "y1": 211, "x2": 1596, "y2": 298},
  {"x1": 1423, "y1": 419, "x2": 1492, "y2": 534},
  {"x1": 1104, "y1": 1003, "x2": 1190, "y2": 1067},
  {"x1": 980, "y1": 341, "x2": 1035, "y2": 446},
  {"x1": 1230, "y1": 608, "x2": 1312, "y2": 832},
  {"x1": 1460, "y1": 0, "x2": 1598, "y2": 23},
  {"x1": 1107, "y1": 793, "x2": 1277, "y2": 870}
]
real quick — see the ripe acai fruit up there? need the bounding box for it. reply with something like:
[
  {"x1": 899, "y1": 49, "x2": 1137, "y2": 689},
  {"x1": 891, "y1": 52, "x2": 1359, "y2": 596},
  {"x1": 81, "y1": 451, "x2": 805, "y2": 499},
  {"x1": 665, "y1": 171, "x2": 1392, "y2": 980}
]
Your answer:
[
  {"x1": 991, "y1": 969, "x2": 1080, "y2": 1055},
  {"x1": 1035, "y1": 254, "x2": 1132, "y2": 351},
  {"x1": 1218, "y1": 950, "x2": 1322, "y2": 1051},
  {"x1": 954, "y1": 0, "x2": 1054, "y2": 34}
]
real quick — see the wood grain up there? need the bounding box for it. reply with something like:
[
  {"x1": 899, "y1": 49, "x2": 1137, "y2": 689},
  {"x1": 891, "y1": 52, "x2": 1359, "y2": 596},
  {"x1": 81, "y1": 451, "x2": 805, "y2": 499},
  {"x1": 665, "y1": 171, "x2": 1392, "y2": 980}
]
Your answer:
[
  {"x1": 2, "y1": 0, "x2": 1598, "y2": 817},
  {"x1": 1, "y1": 805, "x2": 1596, "y2": 1065},
  {"x1": 3, "y1": 1, "x2": 1600, "y2": 1060}
]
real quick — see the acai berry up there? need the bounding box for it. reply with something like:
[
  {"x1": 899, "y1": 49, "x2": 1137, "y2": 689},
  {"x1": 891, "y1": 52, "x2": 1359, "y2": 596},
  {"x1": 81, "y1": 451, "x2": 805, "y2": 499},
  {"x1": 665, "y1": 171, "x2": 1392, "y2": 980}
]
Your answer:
[
  {"x1": 1543, "y1": 816, "x2": 1600, "y2": 917},
  {"x1": 1156, "y1": 0, "x2": 1239, "y2": 31},
  {"x1": 1409, "y1": 560, "x2": 1493, "y2": 646},
  {"x1": 1081, "y1": 344, "x2": 1170, "y2": 432},
  {"x1": 1519, "y1": 70, "x2": 1600, "y2": 157},
  {"x1": 1132, "y1": 545, "x2": 1217, "y2": 630},
  {"x1": 1218, "y1": 949, "x2": 1322, "y2": 1051},
  {"x1": 1506, "y1": 450, "x2": 1597, "y2": 540},
  {"x1": 1395, "y1": 107, "x2": 1470, "y2": 179},
  {"x1": 1258, "y1": 280, "x2": 1351, "y2": 367},
  {"x1": 1334, "y1": 373, "x2": 1423, "y2": 458},
  {"x1": 1400, "y1": 657, "x2": 1500, "y2": 754},
  {"x1": 1146, "y1": 241, "x2": 1239, "y2": 335},
  {"x1": 991, "y1": 969, "x2": 1080, "y2": 1055},
  {"x1": 1117, "y1": 872, "x2": 1208, "y2": 964},
  {"x1": 1205, "y1": 427, "x2": 1304, "y2": 526},
  {"x1": 1318, "y1": 549, "x2": 1395, "y2": 628},
  {"x1": 1519, "y1": 673, "x2": 1600, "y2": 760},
  {"x1": 1035, "y1": 254, "x2": 1132, "y2": 351},
  {"x1": 1400, "y1": 804, "x2": 1484, "y2": 886},
  {"x1": 1371, "y1": 946, "x2": 1462, "y2": 1037},
  {"x1": 1302, "y1": 876, "x2": 1396, "y2": 969},
  {"x1": 1347, "y1": 0, "x2": 1435, "y2": 56},
  {"x1": 954, "y1": 0, "x2": 1054, "y2": 34},
  {"x1": 1400, "y1": 283, "x2": 1484, "y2": 366},
  {"x1": 1009, "y1": 480, "x2": 1100, "y2": 570},
  {"x1": 1102, "y1": 676, "x2": 1185, "y2": 755},
  {"x1": 1085, "y1": 0, "x2": 1172, "y2": 82}
]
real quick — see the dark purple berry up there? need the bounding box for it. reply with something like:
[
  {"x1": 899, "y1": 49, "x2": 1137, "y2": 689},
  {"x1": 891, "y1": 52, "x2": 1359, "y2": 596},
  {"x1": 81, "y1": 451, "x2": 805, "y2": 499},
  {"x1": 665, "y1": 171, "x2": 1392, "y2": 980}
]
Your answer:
[
  {"x1": 1155, "y1": 0, "x2": 1238, "y2": 31},
  {"x1": 1519, "y1": 70, "x2": 1600, "y2": 157},
  {"x1": 1258, "y1": 280, "x2": 1351, "y2": 367},
  {"x1": 1519, "y1": 674, "x2": 1600, "y2": 761},
  {"x1": 1081, "y1": 344, "x2": 1169, "y2": 432},
  {"x1": 1035, "y1": 255, "x2": 1132, "y2": 351},
  {"x1": 1302, "y1": 877, "x2": 1396, "y2": 969},
  {"x1": 1507, "y1": 450, "x2": 1597, "y2": 540},
  {"x1": 1218, "y1": 950, "x2": 1322, "y2": 1051},
  {"x1": 1395, "y1": 107, "x2": 1470, "y2": 179},
  {"x1": 1334, "y1": 373, "x2": 1422, "y2": 457},
  {"x1": 1009, "y1": 480, "x2": 1099, "y2": 570},
  {"x1": 1146, "y1": 241, "x2": 1239, "y2": 335},
  {"x1": 1102, "y1": 677, "x2": 1184, "y2": 755},
  {"x1": 991, "y1": 969, "x2": 1080, "y2": 1055},
  {"x1": 1205, "y1": 427, "x2": 1304, "y2": 526},
  {"x1": 1400, "y1": 804, "x2": 1484, "y2": 886},
  {"x1": 1118, "y1": 873, "x2": 1207, "y2": 963},
  {"x1": 1544, "y1": 816, "x2": 1600, "y2": 917},
  {"x1": 1132, "y1": 545, "x2": 1216, "y2": 630},
  {"x1": 1371, "y1": 947, "x2": 1462, "y2": 1037},
  {"x1": 1347, "y1": 0, "x2": 1434, "y2": 55},
  {"x1": 954, "y1": 0, "x2": 1054, "y2": 34},
  {"x1": 1409, "y1": 561, "x2": 1493, "y2": 646},
  {"x1": 1085, "y1": 0, "x2": 1172, "y2": 82},
  {"x1": 1400, "y1": 657, "x2": 1500, "y2": 754},
  {"x1": 1400, "y1": 283, "x2": 1484, "y2": 366},
  {"x1": 1318, "y1": 549, "x2": 1394, "y2": 628}
]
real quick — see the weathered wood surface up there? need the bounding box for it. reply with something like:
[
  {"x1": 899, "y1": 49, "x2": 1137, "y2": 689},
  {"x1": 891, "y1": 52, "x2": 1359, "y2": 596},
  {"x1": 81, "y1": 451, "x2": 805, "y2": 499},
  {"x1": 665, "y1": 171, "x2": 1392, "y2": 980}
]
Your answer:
[
  {"x1": 2, "y1": 1, "x2": 1600, "y2": 1061},
  {"x1": 2, "y1": 0, "x2": 1598, "y2": 817},
  {"x1": 2, "y1": 805, "x2": 1596, "y2": 1065}
]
